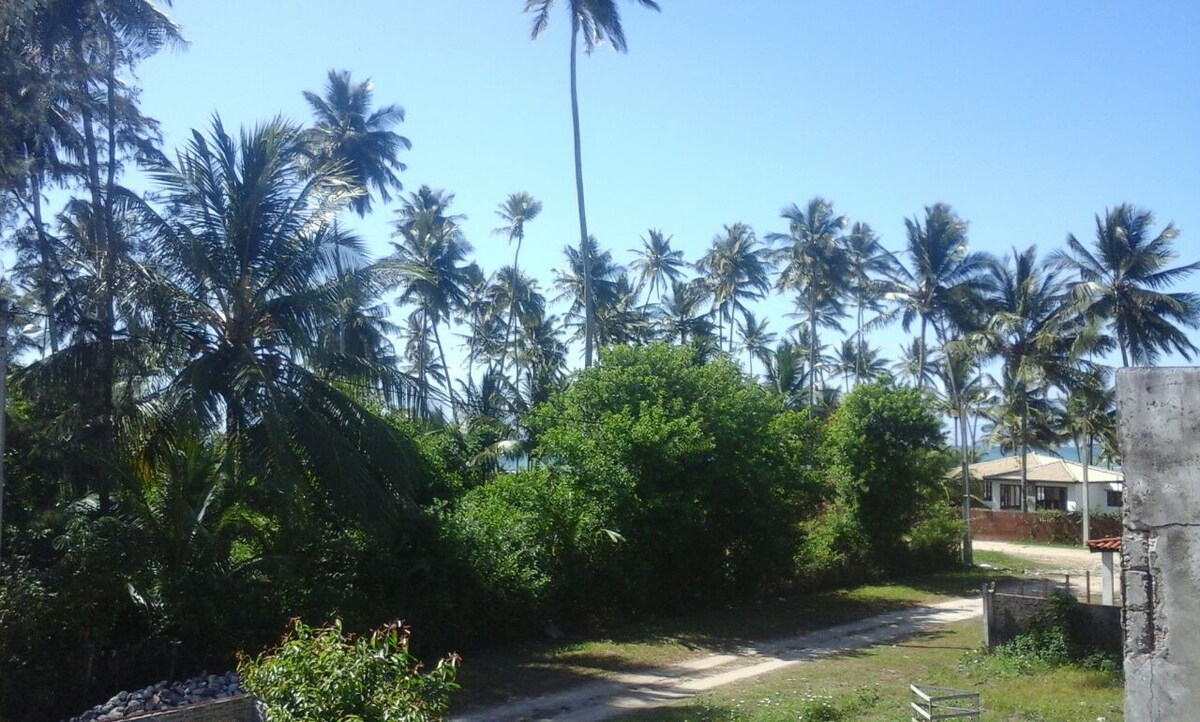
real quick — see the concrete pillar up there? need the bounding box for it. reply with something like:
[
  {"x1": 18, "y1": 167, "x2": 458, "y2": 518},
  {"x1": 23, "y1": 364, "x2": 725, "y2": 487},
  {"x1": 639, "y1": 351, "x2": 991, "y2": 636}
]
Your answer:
[
  {"x1": 1118, "y1": 368, "x2": 1200, "y2": 721},
  {"x1": 1101, "y1": 551, "x2": 1114, "y2": 606}
]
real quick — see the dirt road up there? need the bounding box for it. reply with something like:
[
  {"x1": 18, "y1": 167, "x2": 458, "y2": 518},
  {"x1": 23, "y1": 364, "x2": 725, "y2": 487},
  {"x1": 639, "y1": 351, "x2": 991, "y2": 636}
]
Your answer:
[
  {"x1": 449, "y1": 597, "x2": 980, "y2": 722},
  {"x1": 972, "y1": 539, "x2": 1101, "y2": 572}
]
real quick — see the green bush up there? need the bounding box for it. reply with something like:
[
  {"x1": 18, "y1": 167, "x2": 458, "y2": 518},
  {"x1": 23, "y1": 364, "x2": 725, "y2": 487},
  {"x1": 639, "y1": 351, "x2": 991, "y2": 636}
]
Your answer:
[
  {"x1": 443, "y1": 467, "x2": 608, "y2": 632},
  {"x1": 530, "y1": 344, "x2": 810, "y2": 616},
  {"x1": 821, "y1": 382, "x2": 949, "y2": 568},
  {"x1": 796, "y1": 500, "x2": 874, "y2": 589},
  {"x1": 238, "y1": 618, "x2": 459, "y2": 722},
  {"x1": 907, "y1": 501, "x2": 966, "y2": 572}
]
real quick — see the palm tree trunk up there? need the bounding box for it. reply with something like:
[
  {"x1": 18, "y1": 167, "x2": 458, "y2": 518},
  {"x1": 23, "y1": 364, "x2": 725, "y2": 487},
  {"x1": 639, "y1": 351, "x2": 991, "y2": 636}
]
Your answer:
[
  {"x1": 855, "y1": 291, "x2": 864, "y2": 386},
  {"x1": 431, "y1": 318, "x2": 457, "y2": 424},
  {"x1": 1021, "y1": 409, "x2": 1031, "y2": 512},
  {"x1": 502, "y1": 236, "x2": 523, "y2": 378},
  {"x1": 77, "y1": 35, "x2": 115, "y2": 515},
  {"x1": 569, "y1": 18, "x2": 594, "y2": 368},
  {"x1": 918, "y1": 315, "x2": 929, "y2": 389},
  {"x1": 1081, "y1": 433, "x2": 1092, "y2": 544},
  {"x1": 809, "y1": 304, "x2": 818, "y2": 408}
]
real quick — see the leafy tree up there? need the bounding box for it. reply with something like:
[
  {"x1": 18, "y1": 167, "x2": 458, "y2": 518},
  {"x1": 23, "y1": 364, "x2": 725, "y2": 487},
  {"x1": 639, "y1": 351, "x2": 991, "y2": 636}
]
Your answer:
[
  {"x1": 532, "y1": 344, "x2": 812, "y2": 613},
  {"x1": 821, "y1": 382, "x2": 948, "y2": 561},
  {"x1": 1053, "y1": 204, "x2": 1200, "y2": 366},
  {"x1": 523, "y1": 0, "x2": 661, "y2": 367},
  {"x1": 302, "y1": 69, "x2": 410, "y2": 216}
]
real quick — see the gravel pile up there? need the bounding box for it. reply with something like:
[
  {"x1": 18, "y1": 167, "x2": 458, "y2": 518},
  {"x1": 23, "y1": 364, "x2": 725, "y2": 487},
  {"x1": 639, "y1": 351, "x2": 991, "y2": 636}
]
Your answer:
[{"x1": 66, "y1": 671, "x2": 244, "y2": 721}]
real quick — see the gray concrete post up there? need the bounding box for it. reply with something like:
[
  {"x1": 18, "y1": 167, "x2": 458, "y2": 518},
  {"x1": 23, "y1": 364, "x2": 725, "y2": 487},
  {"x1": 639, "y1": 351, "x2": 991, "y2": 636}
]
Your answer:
[{"x1": 1118, "y1": 368, "x2": 1200, "y2": 721}]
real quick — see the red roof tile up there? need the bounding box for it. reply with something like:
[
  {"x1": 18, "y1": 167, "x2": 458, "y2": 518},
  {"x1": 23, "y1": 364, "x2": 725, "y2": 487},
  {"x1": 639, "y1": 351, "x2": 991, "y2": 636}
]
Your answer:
[{"x1": 1087, "y1": 537, "x2": 1121, "y2": 552}]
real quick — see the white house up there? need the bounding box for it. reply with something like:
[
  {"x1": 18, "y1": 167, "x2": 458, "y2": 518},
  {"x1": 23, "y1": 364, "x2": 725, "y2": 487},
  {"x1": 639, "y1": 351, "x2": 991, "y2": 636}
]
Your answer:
[{"x1": 965, "y1": 453, "x2": 1123, "y2": 514}]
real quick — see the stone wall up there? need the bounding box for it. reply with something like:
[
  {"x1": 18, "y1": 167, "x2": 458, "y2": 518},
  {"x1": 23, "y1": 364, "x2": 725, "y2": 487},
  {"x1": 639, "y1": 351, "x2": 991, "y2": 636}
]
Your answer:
[
  {"x1": 1118, "y1": 368, "x2": 1200, "y2": 721},
  {"x1": 123, "y1": 696, "x2": 262, "y2": 722}
]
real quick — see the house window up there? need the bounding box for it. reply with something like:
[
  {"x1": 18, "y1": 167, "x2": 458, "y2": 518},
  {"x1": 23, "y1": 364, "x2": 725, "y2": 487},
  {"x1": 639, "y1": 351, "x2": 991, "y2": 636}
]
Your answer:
[
  {"x1": 1036, "y1": 485, "x2": 1067, "y2": 511},
  {"x1": 1107, "y1": 490, "x2": 1123, "y2": 507},
  {"x1": 981, "y1": 480, "x2": 993, "y2": 502},
  {"x1": 1000, "y1": 484, "x2": 1022, "y2": 509}
]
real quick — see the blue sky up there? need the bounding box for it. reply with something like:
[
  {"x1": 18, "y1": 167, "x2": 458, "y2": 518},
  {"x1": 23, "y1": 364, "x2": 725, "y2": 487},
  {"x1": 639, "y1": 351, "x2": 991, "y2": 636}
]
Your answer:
[{"x1": 134, "y1": 1, "x2": 1200, "y2": 369}]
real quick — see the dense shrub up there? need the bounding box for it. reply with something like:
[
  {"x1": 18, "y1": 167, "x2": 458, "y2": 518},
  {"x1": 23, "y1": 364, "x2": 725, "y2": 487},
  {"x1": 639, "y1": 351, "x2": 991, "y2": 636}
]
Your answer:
[
  {"x1": 239, "y1": 618, "x2": 459, "y2": 722},
  {"x1": 821, "y1": 382, "x2": 952, "y2": 567},
  {"x1": 795, "y1": 499, "x2": 875, "y2": 589},
  {"x1": 529, "y1": 344, "x2": 813, "y2": 617}
]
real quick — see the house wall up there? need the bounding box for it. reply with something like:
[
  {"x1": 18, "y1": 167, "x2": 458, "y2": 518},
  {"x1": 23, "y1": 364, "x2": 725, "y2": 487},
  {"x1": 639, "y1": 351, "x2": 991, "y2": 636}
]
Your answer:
[
  {"x1": 980, "y1": 480, "x2": 1121, "y2": 513},
  {"x1": 124, "y1": 696, "x2": 262, "y2": 722}
]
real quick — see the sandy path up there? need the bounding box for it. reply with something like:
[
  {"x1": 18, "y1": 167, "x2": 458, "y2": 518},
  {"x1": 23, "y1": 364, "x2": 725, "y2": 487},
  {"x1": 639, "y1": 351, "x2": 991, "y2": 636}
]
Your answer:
[
  {"x1": 450, "y1": 597, "x2": 980, "y2": 722},
  {"x1": 972, "y1": 540, "x2": 1101, "y2": 572}
]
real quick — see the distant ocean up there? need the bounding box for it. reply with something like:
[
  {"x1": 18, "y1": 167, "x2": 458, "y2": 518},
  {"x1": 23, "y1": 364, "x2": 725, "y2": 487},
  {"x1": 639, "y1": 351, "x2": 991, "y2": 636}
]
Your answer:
[{"x1": 974, "y1": 445, "x2": 1116, "y2": 468}]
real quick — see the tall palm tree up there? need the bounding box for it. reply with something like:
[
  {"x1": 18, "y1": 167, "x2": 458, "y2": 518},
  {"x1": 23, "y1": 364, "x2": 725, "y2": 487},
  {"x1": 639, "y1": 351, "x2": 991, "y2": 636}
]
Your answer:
[
  {"x1": 629, "y1": 228, "x2": 687, "y2": 309},
  {"x1": 768, "y1": 198, "x2": 850, "y2": 406},
  {"x1": 892, "y1": 338, "x2": 939, "y2": 389},
  {"x1": 492, "y1": 192, "x2": 543, "y2": 375},
  {"x1": 1053, "y1": 204, "x2": 1200, "y2": 366},
  {"x1": 383, "y1": 186, "x2": 476, "y2": 420},
  {"x1": 764, "y1": 340, "x2": 809, "y2": 410},
  {"x1": 843, "y1": 221, "x2": 897, "y2": 383},
  {"x1": 886, "y1": 203, "x2": 991, "y2": 388},
  {"x1": 302, "y1": 69, "x2": 410, "y2": 216},
  {"x1": 524, "y1": 0, "x2": 661, "y2": 367},
  {"x1": 553, "y1": 234, "x2": 623, "y2": 356},
  {"x1": 656, "y1": 278, "x2": 715, "y2": 346},
  {"x1": 696, "y1": 223, "x2": 772, "y2": 355},
  {"x1": 737, "y1": 310, "x2": 775, "y2": 377},
  {"x1": 1063, "y1": 370, "x2": 1116, "y2": 543},
  {"x1": 976, "y1": 246, "x2": 1100, "y2": 511},
  {"x1": 136, "y1": 117, "x2": 422, "y2": 523}
]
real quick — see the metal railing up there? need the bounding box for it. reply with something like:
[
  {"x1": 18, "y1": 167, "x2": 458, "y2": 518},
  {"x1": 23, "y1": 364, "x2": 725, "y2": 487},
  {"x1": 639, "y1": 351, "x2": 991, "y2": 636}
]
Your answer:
[{"x1": 910, "y1": 683, "x2": 981, "y2": 721}]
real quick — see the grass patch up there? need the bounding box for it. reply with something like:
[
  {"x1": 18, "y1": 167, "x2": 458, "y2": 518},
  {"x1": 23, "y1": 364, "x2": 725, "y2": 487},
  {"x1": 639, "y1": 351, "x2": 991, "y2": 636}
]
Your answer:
[
  {"x1": 452, "y1": 564, "x2": 1018, "y2": 712},
  {"x1": 621, "y1": 620, "x2": 1122, "y2": 721}
]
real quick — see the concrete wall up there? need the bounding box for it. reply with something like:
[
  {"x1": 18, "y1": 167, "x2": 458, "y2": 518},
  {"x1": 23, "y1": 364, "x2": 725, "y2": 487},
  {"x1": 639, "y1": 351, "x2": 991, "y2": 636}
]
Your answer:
[
  {"x1": 983, "y1": 591, "x2": 1121, "y2": 651},
  {"x1": 1118, "y1": 368, "x2": 1200, "y2": 721}
]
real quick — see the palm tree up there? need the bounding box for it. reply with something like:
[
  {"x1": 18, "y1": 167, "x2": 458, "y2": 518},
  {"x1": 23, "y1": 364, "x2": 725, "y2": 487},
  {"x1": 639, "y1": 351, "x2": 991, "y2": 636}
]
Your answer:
[
  {"x1": 302, "y1": 69, "x2": 410, "y2": 216},
  {"x1": 492, "y1": 192, "x2": 544, "y2": 375},
  {"x1": 737, "y1": 310, "x2": 775, "y2": 377},
  {"x1": 976, "y1": 246, "x2": 1101, "y2": 511},
  {"x1": 1063, "y1": 370, "x2": 1116, "y2": 543},
  {"x1": 696, "y1": 223, "x2": 773, "y2": 354},
  {"x1": 523, "y1": 0, "x2": 661, "y2": 367},
  {"x1": 383, "y1": 186, "x2": 476, "y2": 420},
  {"x1": 886, "y1": 204, "x2": 991, "y2": 387},
  {"x1": 553, "y1": 234, "x2": 623, "y2": 356},
  {"x1": 1053, "y1": 204, "x2": 1200, "y2": 366},
  {"x1": 764, "y1": 340, "x2": 809, "y2": 410},
  {"x1": 137, "y1": 117, "x2": 423, "y2": 523},
  {"x1": 630, "y1": 229, "x2": 687, "y2": 309},
  {"x1": 892, "y1": 338, "x2": 939, "y2": 389},
  {"x1": 768, "y1": 198, "x2": 850, "y2": 406},
  {"x1": 843, "y1": 221, "x2": 898, "y2": 383},
  {"x1": 656, "y1": 278, "x2": 715, "y2": 346}
]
